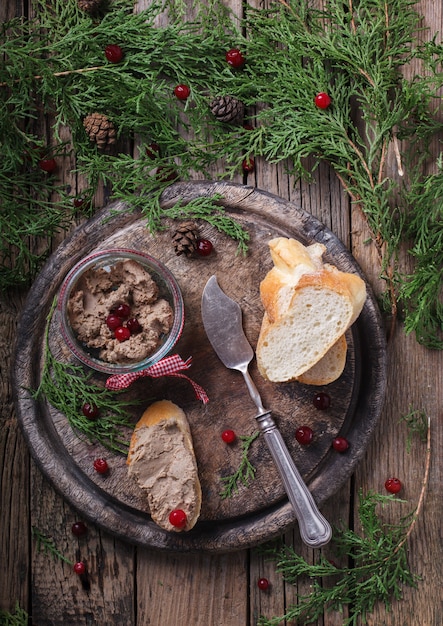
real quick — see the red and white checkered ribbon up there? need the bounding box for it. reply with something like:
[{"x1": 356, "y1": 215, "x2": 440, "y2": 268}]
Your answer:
[{"x1": 105, "y1": 354, "x2": 209, "y2": 404}]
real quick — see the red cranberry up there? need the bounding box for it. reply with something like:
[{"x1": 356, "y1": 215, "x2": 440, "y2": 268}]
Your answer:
[
  {"x1": 105, "y1": 44, "x2": 124, "y2": 63},
  {"x1": 225, "y1": 48, "x2": 245, "y2": 68},
  {"x1": 126, "y1": 317, "x2": 142, "y2": 334},
  {"x1": 257, "y1": 577, "x2": 270, "y2": 591},
  {"x1": 93, "y1": 458, "x2": 109, "y2": 474},
  {"x1": 221, "y1": 429, "x2": 236, "y2": 444},
  {"x1": 146, "y1": 142, "x2": 160, "y2": 159},
  {"x1": 385, "y1": 477, "x2": 402, "y2": 494},
  {"x1": 196, "y1": 238, "x2": 213, "y2": 256},
  {"x1": 313, "y1": 392, "x2": 330, "y2": 410},
  {"x1": 114, "y1": 326, "x2": 131, "y2": 342},
  {"x1": 242, "y1": 157, "x2": 255, "y2": 173},
  {"x1": 112, "y1": 303, "x2": 131, "y2": 319},
  {"x1": 73, "y1": 561, "x2": 86, "y2": 575},
  {"x1": 71, "y1": 521, "x2": 88, "y2": 537},
  {"x1": 169, "y1": 509, "x2": 187, "y2": 528},
  {"x1": 332, "y1": 437, "x2": 349, "y2": 453},
  {"x1": 156, "y1": 166, "x2": 179, "y2": 182},
  {"x1": 82, "y1": 403, "x2": 99, "y2": 420},
  {"x1": 174, "y1": 84, "x2": 191, "y2": 100},
  {"x1": 106, "y1": 313, "x2": 123, "y2": 330},
  {"x1": 295, "y1": 426, "x2": 314, "y2": 445},
  {"x1": 314, "y1": 92, "x2": 332, "y2": 109},
  {"x1": 38, "y1": 158, "x2": 57, "y2": 173},
  {"x1": 73, "y1": 197, "x2": 84, "y2": 208}
]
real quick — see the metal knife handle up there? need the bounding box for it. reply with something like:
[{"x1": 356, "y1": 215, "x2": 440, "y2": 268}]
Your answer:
[{"x1": 256, "y1": 412, "x2": 332, "y2": 548}]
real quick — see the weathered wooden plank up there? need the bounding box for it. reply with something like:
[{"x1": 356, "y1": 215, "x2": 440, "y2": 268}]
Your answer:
[
  {"x1": 30, "y1": 467, "x2": 135, "y2": 625},
  {"x1": 136, "y1": 547, "x2": 248, "y2": 625}
]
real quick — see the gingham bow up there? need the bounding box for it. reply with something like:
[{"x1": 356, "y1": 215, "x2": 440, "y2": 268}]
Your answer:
[{"x1": 105, "y1": 354, "x2": 209, "y2": 404}]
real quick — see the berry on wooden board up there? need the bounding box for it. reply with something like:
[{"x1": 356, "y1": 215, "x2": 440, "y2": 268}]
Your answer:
[
  {"x1": 332, "y1": 436, "x2": 350, "y2": 452},
  {"x1": 385, "y1": 477, "x2": 402, "y2": 494},
  {"x1": 257, "y1": 577, "x2": 270, "y2": 591},
  {"x1": 169, "y1": 509, "x2": 187, "y2": 528},
  {"x1": 71, "y1": 521, "x2": 88, "y2": 537},
  {"x1": 221, "y1": 429, "x2": 236, "y2": 444},
  {"x1": 295, "y1": 425, "x2": 314, "y2": 445},
  {"x1": 196, "y1": 238, "x2": 213, "y2": 256},
  {"x1": 105, "y1": 44, "x2": 124, "y2": 63},
  {"x1": 73, "y1": 561, "x2": 86, "y2": 575},
  {"x1": 314, "y1": 92, "x2": 332, "y2": 109},
  {"x1": 93, "y1": 458, "x2": 109, "y2": 474},
  {"x1": 225, "y1": 48, "x2": 245, "y2": 68},
  {"x1": 313, "y1": 392, "x2": 331, "y2": 410},
  {"x1": 174, "y1": 84, "x2": 191, "y2": 100}
]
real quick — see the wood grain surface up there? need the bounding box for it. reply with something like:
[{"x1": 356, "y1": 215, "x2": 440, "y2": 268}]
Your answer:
[{"x1": 1, "y1": 0, "x2": 443, "y2": 624}]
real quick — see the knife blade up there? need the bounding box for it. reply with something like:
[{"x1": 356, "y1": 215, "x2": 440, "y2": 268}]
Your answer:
[{"x1": 201, "y1": 275, "x2": 332, "y2": 548}]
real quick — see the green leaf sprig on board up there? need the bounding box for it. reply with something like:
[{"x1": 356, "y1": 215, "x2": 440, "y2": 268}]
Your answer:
[
  {"x1": 32, "y1": 300, "x2": 138, "y2": 454},
  {"x1": 220, "y1": 431, "x2": 260, "y2": 499},
  {"x1": 1, "y1": 0, "x2": 443, "y2": 347},
  {"x1": 32, "y1": 526, "x2": 73, "y2": 565},
  {"x1": 257, "y1": 414, "x2": 431, "y2": 626},
  {"x1": 0, "y1": 603, "x2": 29, "y2": 626}
]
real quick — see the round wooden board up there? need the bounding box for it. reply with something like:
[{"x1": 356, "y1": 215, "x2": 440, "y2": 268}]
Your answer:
[{"x1": 13, "y1": 181, "x2": 387, "y2": 552}]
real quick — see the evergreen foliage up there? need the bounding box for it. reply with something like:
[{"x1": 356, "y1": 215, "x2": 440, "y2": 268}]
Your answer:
[{"x1": 1, "y1": 0, "x2": 442, "y2": 346}]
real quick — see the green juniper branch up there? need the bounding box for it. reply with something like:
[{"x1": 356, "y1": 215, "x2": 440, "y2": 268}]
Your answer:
[
  {"x1": 0, "y1": 602, "x2": 29, "y2": 626},
  {"x1": 32, "y1": 526, "x2": 73, "y2": 565},
  {"x1": 1, "y1": 0, "x2": 443, "y2": 347},
  {"x1": 220, "y1": 431, "x2": 259, "y2": 498}
]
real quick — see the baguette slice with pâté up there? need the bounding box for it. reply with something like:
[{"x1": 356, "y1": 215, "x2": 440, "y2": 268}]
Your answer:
[{"x1": 127, "y1": 400, "x2": 202, "y2": 532}]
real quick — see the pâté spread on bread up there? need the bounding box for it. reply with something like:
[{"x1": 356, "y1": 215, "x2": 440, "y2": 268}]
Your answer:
[
  {"x1": 256, "y1": 237, "x2": 366, "y2": 384},
  {"x1": 67, "y1": 259, "x2": 173, "y2": 364},
  {"x1": 127, "y1": 400, "x2": 202, "y2": 532}
]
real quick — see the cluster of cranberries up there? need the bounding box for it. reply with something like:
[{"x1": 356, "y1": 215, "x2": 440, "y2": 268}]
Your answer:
[{"x1": 106, "y1": 302, "x2": 142, "y2": 343}]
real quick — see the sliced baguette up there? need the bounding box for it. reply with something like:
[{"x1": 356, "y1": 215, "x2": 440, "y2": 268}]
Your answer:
[
  {"x1": 127, "y1": 400, "x2": 202, "y2": 532},
  {"x1": 296, "y1": 333, "x2": 347, "y2": 385},
  {"x1": 256, "y1": 237, "x2": 366, "y2": 383}
]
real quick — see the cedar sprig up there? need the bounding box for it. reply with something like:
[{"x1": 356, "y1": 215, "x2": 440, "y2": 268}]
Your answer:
[
  {"x1": 32, "y1": 526, "x2": 73, "y2": 565},
  {"x1": 0, "y1": 602, "x2": 29, "y2": 626},
  {"x1": 400, "y1": 405, "x2": 428, "y2": 453},
  {"x1": 258, "y1": 493, "x2": 417, "y2": 626},
  {"x1": 220, "y1": 431, "x2": 260, "y2": 499},
  {"x1": 257, "y1": 414, "x2": 431, "y2": 626},
  {"x1": 32, "y1": 301, "x2": 137, "y2": 454}
]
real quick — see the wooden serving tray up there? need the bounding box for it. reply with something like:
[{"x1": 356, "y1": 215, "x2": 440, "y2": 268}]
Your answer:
[{"x1": 13, "y1": 181, "x2": 387, "y2": 552}]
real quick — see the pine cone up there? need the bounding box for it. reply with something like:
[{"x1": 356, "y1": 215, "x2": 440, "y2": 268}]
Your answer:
[
  {"x1": 83, "y1": 113, "x2": 116, "y2": 150},
  {"x1": 78, "y1": 0, "x2": 103, "y2": 13},
  {"x1": 171, "y1": 221, "x2": 199, "y2": 257},
  {"x1": 209, "y1": 95, "x2": 244, "y2": 125}
]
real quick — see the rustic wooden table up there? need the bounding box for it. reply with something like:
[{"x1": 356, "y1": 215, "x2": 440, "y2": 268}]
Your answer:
[{"x1": 1, "y1": 0, "x2": 442, "y2": 624}]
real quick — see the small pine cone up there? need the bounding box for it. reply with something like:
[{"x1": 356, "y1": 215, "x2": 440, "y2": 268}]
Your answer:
[
  {"x1": 209, "y1": 95, "x2": 244, "y2": 125},
  {"x1": 171, "y1": 221, "x2": 199, "y2": 257},
  {"x1": 83, "y1": 113, "x2": 116, "y2": 150},
  {"x1": 78, "y1": 0, "x2": 103, "y2": 13}
]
